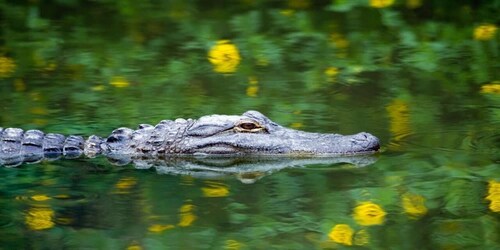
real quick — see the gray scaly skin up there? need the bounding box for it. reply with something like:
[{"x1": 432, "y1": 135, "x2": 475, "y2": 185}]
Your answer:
[{"x1": 0, "y1": 110, "x2": 380, "y2": 167}]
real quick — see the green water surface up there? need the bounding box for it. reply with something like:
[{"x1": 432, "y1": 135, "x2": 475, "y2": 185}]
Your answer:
[{"x1": 0, "y1": 1, "x2": 499, "y2": 249}]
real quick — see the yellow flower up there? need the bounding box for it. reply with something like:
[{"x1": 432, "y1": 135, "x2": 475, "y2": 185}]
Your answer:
[
  {"x1": 53, "y1": 194, "x2": 71, "y2": 199},
  {"x1": 0, "y1": 56, "x2": 16, "y2": 77},
  {"x1": 246, "y1": 86, "x2": 259, "y2": 97},
  {"x1": 474, "y1": 24, "x2": 498, "y2": 41},
  {"x1": 325, "y1": 67, "x2": 340, "y2": 82},
  {"x1": 246, "y1": 76, "x2": 259, "y2": 97},
  {"x1": 486, "y1": 180, "x2": 500, "y2": 212},
  {"x1": 290, "y1": 122, "x2": 303, "y2": 129},
  {"x1": 287, "y1": 0, "x2": 310, "y2": 9},
  {"x1": 353, "y1": 201, "x2": 387, "y2": 226},
  {"x1": 33, "y1": 119, "x2": 48, "y2": 126},
  {"x1": 208, "y1": 40, "x2": 241, "y2": 73},
  {"x1": 248, "y1": 76, "x2": 258, "y2": 85},
  {"x1": 110, "y1": 76, "x2": 130, "y2": 88},
  {"x1": 31, "y1": 194, "x2": 52, "y2": 201},
  {"x1": 14, "y1": 79, "x2": 26, "y2": 92},
  {"x1": 43, "y1": 62, "x2": 57, "y2": 72},
  {"x1": 91, "y1": 85, "x2": 106, "y2": 91},
  {"x1": 328, "y1": 224, "x2": 353, "y2": 245},
  {"x1": 256, "y1": 55, "x2": 269, "y2": 66},
  {"x1": 481, "y1": 82, "x2": 500, "y2": 94},
  {"x1": 370, "y1": 0, "x2": 395, "y2": 8},
  {"x1": 202, "y1": 181, "x2": 230, "y2": 197},
  {"x1": 25, "y1": 207, "x2": 55, "y2": 230},
  {"x1": 402, "y1": 193, "x2": 428, "y2": 218},
  {"x1": 280, "y1": 9, "x2": 295, "y2": 16},
  {"x1": 148, "y1": 224, "x2": 175, "y2": 233},
  {"x1": 178, "y1": 203, "x2": 196, "y2": 227},
  {"x1": 126, "y1": 242, "x2": 143, "y2": 250},
  {"x1": 30, "y1": 107, "x2": 48, "y2": 115},
  {"x1": 406, "y1": 0, "x2": 422, "y2": 9},
  {"x1": 330, "y1": 33, "x2": 349, "y2": 49},
  {"x1": 325, "y1": 67, "x2": 339, "y2": 77},
  {"x1": 225, "y1": 239, "x2": 244, "y2": 250}
]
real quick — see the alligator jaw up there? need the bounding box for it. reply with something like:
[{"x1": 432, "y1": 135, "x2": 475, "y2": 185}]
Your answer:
[
  {"x1": 189, "y1": 133, "x2": 380, "y2": 156},
  {"x1": 183, "y1": 115, "x2": 380, "y2": 156}
]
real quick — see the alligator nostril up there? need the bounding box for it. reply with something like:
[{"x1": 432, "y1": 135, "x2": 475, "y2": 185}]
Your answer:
[
  {"x1": 349, "y1": 132, "x2": 380, "y2": 151},
  {"x1": 352, "y1": 132, "x2": 369, "y2": 141}
]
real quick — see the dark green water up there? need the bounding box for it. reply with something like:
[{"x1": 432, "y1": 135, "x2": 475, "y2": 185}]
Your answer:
[{"x1": 1, "y1": 1, "x2": 499, "y2": 249}]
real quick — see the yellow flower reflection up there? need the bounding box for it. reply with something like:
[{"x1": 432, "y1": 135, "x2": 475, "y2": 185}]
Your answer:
[
  {"x1": 208, "y1": 40, "x2": 241, "y2": 73},
  {"x1": 14, "y1": 79, "x2": 26, "y2": 92},
  {"x1": 30, "y1": 107, "x2": 48, "y2": 115},
  {"x1": 91, "y1": 85, "x2": 106, "y2": 91},
  {"x1": 114, "y1": 177, "x2": 137, "y2": 194},
  {"x1": 353, "y1": 201, "x2": 387, "y2": 226},
  {"x1": 330, "y1": 33, "x2": 349, "y2": 49},
  {"x1": 370, "y1": 0, "x2": 395, "y2": 8},
  {"x1": 406, "y1": 0, "x2": 422, "y2": 9},
  {"x1": 25, "y1": 207, "x2": 55, "y2": 230},
  {"x1": 31, "y1": 194, "x2": 52, "y2": 201},
  {"x1": 486, "y1": 180, "x2": 500, "y2": 212},
  {"x1": 328, "y1": 224, "x2": 353, "y2": 245},
  {"x1": 354, "y1": 229, "x2": 370, "y2": 245},
  {"x1": 178, "y1": 203, "x2": 197, "y2": 227},
  {"x1": 202, "y1": 181, "x2": 230, "y2": 197},
  {"x1": 325, "y1": 67, "x2": 340, "y2": 82},
  {"x1": 474, "y1": 24, "x2": 498, "y2": 41},
  {"x1": 127, "y1": 242, "x2": 143, "y2": 250},
  {"x1": 115, "y1": 177, "x2": 137, "y2": 189},
  {"x1": 148, "y1": 224, "x2": 175, "y2": 233},
  {"x1": 386, "y1": 99, "x2": 411, "y2": 148},
  {"x1": 110, "y1": 76, "x2": 130, "y2": 88},
  {"x1": 225, "y1": 239, "x2": 244, "y2": 250},
  {"x1": 0, "y1": 56, "x2": 16, "y2": 77},
  {"x1": 402, "y1": 193, "x2": 428, "y2": 218},
  {"x1": 280, "y1": 9, "x2": 295, "y2": 17},
  {"x1": 287, "y1": 0, "x2": 310, "y2": 9},
  {"x1": 246, "y1": 76, "x2": 259, "y2": 97},
  {"x1": 290, "y1": 122, "x2": 303, "y2": 129},
  {"x1": 481, "y1": 82, "x2": 500, "y2": 94}
]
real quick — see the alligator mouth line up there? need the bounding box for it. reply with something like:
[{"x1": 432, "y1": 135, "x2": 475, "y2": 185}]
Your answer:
[{"x1": 193, "y1": 142, "x2": 380, "y2": 156}]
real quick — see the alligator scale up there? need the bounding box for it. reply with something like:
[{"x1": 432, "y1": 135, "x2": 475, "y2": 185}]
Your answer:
[{"x1": 0, "y1": 111, "x2": 380, "y2": 167}]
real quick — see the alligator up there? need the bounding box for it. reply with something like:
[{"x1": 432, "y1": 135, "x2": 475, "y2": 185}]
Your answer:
[{"x1": 0, "y1": 110, "x2": 380, "y2": 167}]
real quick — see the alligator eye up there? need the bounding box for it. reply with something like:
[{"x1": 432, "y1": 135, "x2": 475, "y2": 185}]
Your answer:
[
  {"x1": 235, "y1": 121, "x2": 264, "y2": 133},
  {"x1": 239, "y1": 122, "x2": 258, "y2": 130}
]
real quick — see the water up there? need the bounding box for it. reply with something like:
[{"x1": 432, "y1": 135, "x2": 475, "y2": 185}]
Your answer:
[{"x1": 1, "y1": 1, "x2": 499, "y2": 249}]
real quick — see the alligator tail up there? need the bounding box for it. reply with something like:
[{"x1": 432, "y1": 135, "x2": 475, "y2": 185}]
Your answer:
[{"x1": 0, "y1": 128, "x2": 86, "y2": 167}]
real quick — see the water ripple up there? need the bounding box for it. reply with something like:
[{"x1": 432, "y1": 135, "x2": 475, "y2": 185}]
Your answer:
[{"x1": 387, "y1": 129, "x2": 499, "y2": 154}]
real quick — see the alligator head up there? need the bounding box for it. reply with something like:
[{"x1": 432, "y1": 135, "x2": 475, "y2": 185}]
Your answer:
[{"x1": 180, "y1": 110, "x2": 380, "y2": 156}]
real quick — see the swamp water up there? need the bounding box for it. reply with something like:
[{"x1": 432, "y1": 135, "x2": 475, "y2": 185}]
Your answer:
[{"x1": 0, "y1": 1, "x2": 499, "y2": 249}]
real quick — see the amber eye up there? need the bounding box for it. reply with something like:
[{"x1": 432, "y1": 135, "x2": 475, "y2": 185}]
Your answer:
[{"x1": 239, "y1": 122, "x2": 258, "y2": 130}]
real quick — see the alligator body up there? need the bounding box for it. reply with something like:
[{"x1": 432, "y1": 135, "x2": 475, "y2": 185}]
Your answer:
[{"x1": 0, "y1": 110, "x2": 380, "y2": 167}]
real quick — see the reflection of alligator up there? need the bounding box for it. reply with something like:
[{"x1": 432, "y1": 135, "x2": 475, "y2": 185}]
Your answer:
[
  {"x1": 0, "y1": 110, "x2": 380, "y2": 167},
  {"x1": 131, "y1": 155, "x2": 379, "y2": 183}
]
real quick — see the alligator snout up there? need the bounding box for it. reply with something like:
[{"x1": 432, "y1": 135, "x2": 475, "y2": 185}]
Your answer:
[{"x1": 350, "y1": 132, "x2": 380, "y2": 152}]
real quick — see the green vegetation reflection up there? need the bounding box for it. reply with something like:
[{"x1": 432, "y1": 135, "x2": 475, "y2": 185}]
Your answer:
[{"x1": 0, "y1": 0, "x2": 499, "y2": 249}]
